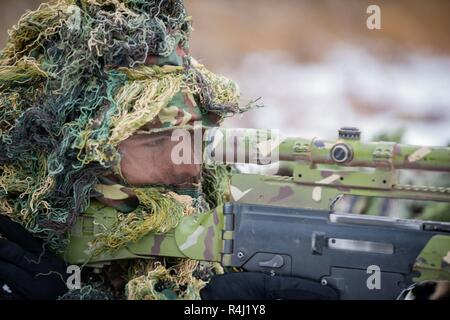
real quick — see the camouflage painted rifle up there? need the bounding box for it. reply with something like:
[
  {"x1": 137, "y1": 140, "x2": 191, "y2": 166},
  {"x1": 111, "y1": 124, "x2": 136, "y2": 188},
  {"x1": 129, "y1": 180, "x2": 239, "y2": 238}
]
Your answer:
[{"x1": 65, "y1": 127, "x2": 450, "y2": 299}]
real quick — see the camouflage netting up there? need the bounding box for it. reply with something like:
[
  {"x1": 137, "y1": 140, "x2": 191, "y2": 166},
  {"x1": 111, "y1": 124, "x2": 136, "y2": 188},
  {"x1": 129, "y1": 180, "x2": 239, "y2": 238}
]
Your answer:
[
  {"x1": 59, "y1": 285, "x2": 112, "y2": 300},
  {"x1": 88, "y1": 187, "x2": 194, "y2": 255},
  {"x1": 126, "y1": 259, "x2": 224, "y2": 300},
  {"x1": 0, "y1": 0, "x2": 246, "y2": 299}
]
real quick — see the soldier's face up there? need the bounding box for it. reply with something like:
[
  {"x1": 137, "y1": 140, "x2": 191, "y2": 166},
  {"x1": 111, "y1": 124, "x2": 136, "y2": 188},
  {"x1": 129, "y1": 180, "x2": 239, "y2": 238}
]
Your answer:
[{"x1": 118, "y1": 130, "x2": 201, "y2": 186}]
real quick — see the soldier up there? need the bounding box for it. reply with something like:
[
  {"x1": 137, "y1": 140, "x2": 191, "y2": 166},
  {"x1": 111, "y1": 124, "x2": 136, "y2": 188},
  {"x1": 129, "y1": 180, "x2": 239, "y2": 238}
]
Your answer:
[
  {"x1": 0, "y1": 0, "x2": 339, "y2": 299},
  {"x1": 0, "y1": 0, "x2": 448, "y2": 301},
  {"x1": 0, "y1": 0, "x2": 235, "y2": 300}
]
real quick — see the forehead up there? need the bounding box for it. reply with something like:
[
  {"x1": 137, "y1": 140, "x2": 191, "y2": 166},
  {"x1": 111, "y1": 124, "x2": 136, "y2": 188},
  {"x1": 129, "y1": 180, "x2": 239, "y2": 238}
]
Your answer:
[{"x1": 121, "y1": 130, "x2": 172, "y2": 145}]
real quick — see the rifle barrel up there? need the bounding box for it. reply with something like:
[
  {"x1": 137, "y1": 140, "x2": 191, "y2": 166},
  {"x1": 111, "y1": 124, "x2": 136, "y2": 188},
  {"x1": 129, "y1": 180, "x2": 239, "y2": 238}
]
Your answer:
[{"x1": 205, "y1": 127, "x2": 450, "y2": 172}]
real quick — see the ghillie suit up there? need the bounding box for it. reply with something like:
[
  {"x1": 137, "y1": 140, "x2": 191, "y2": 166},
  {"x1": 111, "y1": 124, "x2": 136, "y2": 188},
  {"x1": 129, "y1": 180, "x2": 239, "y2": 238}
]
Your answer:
[{"x1": 0, "y1": 0, "x2": 248, "y2": 299}]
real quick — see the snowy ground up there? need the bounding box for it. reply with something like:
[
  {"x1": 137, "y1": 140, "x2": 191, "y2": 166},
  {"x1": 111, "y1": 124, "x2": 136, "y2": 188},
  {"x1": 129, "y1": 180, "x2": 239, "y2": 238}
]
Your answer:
[
  {"x1": 223, "y1": 46, "x2": 450, "y2": 147},
  {"x1": 221, "y1": 48, "x2": 450, "y2": 217}
]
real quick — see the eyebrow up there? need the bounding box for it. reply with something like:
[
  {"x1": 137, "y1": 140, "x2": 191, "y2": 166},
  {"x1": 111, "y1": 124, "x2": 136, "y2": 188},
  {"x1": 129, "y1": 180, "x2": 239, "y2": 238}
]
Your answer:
[{"x1": 142, "y1": 136, "x2": 168, "y2": 147}]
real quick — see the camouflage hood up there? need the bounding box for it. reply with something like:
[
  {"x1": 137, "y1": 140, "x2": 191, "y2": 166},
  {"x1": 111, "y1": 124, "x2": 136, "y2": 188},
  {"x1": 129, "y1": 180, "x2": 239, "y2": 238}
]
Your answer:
[{"x1": 0, "y1": 0, "x2": 245, "y2": 251}]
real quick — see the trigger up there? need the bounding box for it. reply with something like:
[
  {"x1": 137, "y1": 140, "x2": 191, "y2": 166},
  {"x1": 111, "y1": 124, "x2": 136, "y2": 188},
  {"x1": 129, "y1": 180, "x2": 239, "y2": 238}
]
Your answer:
[{"x1": 258, "y1": 255, "x2": 285, "y2": 268}]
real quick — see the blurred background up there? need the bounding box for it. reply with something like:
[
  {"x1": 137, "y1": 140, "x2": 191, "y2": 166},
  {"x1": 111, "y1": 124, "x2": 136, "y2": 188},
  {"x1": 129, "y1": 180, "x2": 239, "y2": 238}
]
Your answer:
[
  {"x1": 1, "y1": 0, "x2": 449, "y2": 217},
  {"x1": 1, "y1": 0, "x2": 449, "y2": 145}
]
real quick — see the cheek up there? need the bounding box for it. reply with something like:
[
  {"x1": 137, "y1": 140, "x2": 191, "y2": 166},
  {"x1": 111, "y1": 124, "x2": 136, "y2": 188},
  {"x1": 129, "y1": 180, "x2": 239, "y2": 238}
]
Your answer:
[
  {"x1": 171, "y1": 163, "x2": 202, "y2": 183},
  {"x1": 156, "y1": 143, "x2": 202, "y2": 184}
]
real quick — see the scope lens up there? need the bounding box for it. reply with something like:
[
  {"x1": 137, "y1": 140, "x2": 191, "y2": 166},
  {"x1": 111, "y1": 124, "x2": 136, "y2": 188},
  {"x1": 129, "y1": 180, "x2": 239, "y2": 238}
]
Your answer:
[{"x1": 331, "y1": 144, "x2": 351, "y2": 163}]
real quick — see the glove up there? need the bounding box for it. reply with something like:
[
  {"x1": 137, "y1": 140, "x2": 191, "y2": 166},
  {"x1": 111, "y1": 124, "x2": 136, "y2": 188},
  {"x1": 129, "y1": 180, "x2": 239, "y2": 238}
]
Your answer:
[
  {"x1": 0, "y1": 214, "x2": 69, "y2": 300},
  {"x1": 200, "y1": 272, "x2": 339, "y2": 300}
]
